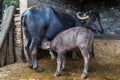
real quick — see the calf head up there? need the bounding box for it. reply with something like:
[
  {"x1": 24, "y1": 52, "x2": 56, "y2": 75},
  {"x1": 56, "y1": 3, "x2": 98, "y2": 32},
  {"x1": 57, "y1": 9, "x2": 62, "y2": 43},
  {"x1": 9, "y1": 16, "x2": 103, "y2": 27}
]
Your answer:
[{"x1": 41, "y1": 39, "x2": 51, "y2": 50}]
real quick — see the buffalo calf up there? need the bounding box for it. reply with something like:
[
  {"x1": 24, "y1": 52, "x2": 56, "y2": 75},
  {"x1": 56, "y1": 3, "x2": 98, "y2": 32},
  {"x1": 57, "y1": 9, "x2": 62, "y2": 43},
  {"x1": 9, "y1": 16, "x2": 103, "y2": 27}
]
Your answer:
[{"x1": 42, "y1": 25, "x2": 95, "y2": 79}]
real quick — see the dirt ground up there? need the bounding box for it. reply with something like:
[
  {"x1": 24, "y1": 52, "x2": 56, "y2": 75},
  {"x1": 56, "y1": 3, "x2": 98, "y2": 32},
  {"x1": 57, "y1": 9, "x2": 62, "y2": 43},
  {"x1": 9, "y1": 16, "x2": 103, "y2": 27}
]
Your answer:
[{"x1": 0, "y1": 40, "x2": 120, "y2": 80}]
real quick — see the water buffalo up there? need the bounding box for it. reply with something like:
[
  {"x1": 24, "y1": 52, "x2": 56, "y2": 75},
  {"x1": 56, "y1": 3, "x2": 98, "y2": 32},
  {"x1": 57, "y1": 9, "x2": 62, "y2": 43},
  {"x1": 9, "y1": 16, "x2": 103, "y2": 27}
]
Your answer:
[
  {"x1": 21, "y1": 6, "x2": 103, "y2": 72},
  {"x1": 41, "y1": 23, "x2": 97, "y2": 79}
]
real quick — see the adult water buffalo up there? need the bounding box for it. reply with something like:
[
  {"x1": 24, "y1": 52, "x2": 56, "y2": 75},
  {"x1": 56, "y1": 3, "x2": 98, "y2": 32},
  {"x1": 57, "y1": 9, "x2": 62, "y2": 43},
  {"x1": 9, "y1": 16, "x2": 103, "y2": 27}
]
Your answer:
[{"x1": 21, "y1": 6, "x2": 103, "y2": 72}]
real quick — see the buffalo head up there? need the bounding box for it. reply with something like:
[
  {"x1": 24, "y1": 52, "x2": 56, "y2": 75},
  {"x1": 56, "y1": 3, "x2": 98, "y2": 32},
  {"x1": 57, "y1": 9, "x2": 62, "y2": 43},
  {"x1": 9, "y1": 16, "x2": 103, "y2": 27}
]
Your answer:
[{"x1": 77, "y1": 9, "x2": 104, "y2": 34}]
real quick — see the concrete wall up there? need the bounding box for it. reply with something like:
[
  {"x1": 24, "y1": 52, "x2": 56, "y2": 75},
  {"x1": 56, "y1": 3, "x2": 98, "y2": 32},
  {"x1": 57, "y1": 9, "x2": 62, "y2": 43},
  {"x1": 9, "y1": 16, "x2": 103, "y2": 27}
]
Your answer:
[{"x1": 19, "y1": 0, "x2": 28, "y2": 14}]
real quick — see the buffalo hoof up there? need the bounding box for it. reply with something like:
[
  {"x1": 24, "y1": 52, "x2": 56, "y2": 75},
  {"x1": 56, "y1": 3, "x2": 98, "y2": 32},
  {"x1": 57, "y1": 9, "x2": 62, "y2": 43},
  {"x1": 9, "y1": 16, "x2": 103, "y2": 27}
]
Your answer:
[
  {"x1": 81, "y1": 73, "x2": 87, "y2": 79},
  {"x1": 21, "y1": 54, "x2": 27, "y2": 63},
  {"x1": 22, "y1": 59, "x2": 27, "y2": 63},
  {"x1": 54, "y1": 72, "x2": 60, "y2": 77},
  {"x1": 34, "y1": 67, "x2": 43, "y2": 72},
  {"x1": 72, "y1": 56, "x2": 79, "y2": 60},
  {"x1": 28, "y1": 65, "x2": 33, "y2": 69}
]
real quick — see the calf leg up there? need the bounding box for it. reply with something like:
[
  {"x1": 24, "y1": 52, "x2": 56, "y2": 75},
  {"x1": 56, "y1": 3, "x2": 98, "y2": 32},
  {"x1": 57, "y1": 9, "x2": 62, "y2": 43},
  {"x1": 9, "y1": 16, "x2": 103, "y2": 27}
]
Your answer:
[
  {"x1": 54, "y1": 53, "x2": 62, "y2": 76},
  {"x1": 25, "y1": 39, "x2": 32, "y2": 69},
  {"x1": 80, "y1": 49, "x2": 90, "y2": 79},
  {"x1": 30, "y1": 39, "x2": 42, "y2": 72},
  {"x1": 61, "y1": 53, "x2": 66, "y2": 71}
]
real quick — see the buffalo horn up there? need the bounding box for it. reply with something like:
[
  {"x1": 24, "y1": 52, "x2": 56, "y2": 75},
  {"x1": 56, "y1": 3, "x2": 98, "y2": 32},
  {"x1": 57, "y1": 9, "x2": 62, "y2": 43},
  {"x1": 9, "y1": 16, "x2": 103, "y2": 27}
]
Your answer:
[{"x1": 77, "y1": 12, "x2": 89, "y2": 20}]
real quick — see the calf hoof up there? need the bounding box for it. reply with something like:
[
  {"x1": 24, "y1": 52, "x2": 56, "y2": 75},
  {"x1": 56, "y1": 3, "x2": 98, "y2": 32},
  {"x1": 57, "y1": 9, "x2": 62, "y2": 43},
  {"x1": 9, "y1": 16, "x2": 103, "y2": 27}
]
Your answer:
[
  {"x1": 34, "y1": 67, "x2": 43, "y2": 72},
  {"x1": 54, "y1": 72, "x2": 60, "y2": 77},
  {"x1": 81, "y1": 73, "x2": 87, "y2": 79},
  {"x1": 22, "y1": 59, "x2": 27, "y2": 63}
]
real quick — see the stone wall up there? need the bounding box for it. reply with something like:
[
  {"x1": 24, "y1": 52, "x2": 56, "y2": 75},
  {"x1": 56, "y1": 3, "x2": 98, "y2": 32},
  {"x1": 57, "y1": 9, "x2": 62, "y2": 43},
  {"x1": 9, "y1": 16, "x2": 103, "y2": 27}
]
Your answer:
[
  {"x1": 81, "y1": 1, "x2": 120, "y2": 36},
  {"x1": 14, "y1": 13, "x2": 21, "y2": 62},
  {"x1": 16, "y1": 0, "x2": 120, "y2": 61}
]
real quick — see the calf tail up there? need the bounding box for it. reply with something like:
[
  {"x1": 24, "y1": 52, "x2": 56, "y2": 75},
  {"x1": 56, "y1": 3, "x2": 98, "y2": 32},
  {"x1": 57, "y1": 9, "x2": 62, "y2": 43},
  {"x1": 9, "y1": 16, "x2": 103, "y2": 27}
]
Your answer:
[{"x1": 20, "y1": 10, "x2": 27, "y2": 63}]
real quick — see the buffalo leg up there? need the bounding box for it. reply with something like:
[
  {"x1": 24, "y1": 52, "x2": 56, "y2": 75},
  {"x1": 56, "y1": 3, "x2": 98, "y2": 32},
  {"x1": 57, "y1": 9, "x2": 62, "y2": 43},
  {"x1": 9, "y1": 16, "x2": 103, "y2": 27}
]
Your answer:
[
  {"x1": 30, "y1": 39, "x2": 42, "y2": 72},
  {"x1": 80, "y1": 49, "x2": 90, "y2": 79},
  {"x1": 72, "y1": 49, "x2": 79, "y2": 59},
  {"x1": 49, "y1": 51, "x2": 56, "y2": 60},
  {"x1": 54, "y1": 53, "x2": 62, "y2": 76},
  {"x1": 21, "y1": 45, "x2": 27, "y2": 63},
  {"x1": 90, "y1": 40, "x2": 94, "y2": 57},
  {"x1": 25, "y1": 39, "x2": 33, "y2": 69},
  {"x1": 89, "y1": 35, "x2": 94, "y2": 57}
]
